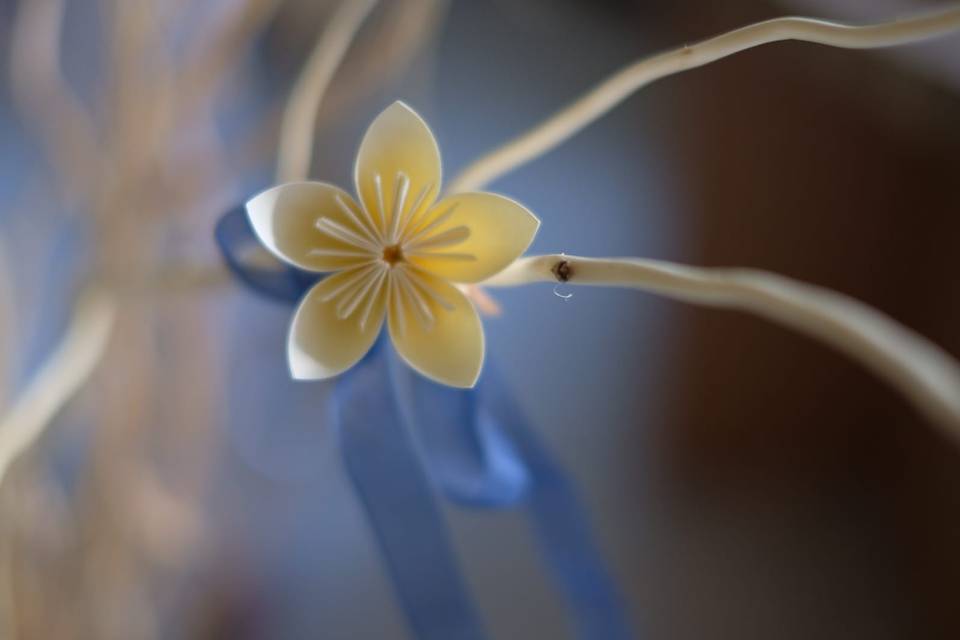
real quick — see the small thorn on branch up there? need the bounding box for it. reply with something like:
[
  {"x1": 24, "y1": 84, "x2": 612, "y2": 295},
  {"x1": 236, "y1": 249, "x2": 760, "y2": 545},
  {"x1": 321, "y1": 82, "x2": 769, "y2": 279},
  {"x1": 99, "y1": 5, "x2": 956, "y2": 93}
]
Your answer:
[{"x1": 551, "y1": 259, "x2": 571, "y2": 282}]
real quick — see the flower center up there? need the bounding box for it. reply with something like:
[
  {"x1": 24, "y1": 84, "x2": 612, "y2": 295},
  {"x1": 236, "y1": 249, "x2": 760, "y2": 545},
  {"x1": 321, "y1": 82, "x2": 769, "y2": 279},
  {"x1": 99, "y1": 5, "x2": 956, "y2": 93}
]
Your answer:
[{"x1": 381, "y1": 244, "x2": 404, "y2": 267}]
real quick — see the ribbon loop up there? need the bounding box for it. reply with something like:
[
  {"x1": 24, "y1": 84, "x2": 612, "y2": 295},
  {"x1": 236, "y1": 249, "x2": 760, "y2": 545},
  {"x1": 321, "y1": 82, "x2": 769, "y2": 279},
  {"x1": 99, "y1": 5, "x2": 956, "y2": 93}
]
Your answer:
[
  {"x1": 215, "y1": 204, "x2": 317, "y2": 303},
  {"x1": 392, "y1": 360, "x2": 530, "y2": 508}
]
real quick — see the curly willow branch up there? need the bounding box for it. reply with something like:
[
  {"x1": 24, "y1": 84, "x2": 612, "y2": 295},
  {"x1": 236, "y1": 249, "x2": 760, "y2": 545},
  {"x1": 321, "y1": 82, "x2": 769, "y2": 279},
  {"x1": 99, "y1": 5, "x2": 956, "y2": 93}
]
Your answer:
[
  {"x1": 448, "y1": 6, "x2": 960, "y2": 192},
  {"x1": 0, "y1": 289, "x2": 116, "y2": 485},
  {"x1": 276, "y1": 0, "x2": 380, "y2": 183},
  {"x1": 484, "y1": 255, "x2": 960, "y2": 443}
]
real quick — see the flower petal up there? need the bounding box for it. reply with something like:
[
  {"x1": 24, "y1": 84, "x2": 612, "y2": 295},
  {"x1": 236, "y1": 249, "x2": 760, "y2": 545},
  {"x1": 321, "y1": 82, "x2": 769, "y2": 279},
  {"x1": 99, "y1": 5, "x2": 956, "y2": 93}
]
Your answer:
[
  {"x1": 388, "y1": 270, "x2": 484, "y2": 388},
  {"x1": 288, "y1": 270, "x2": 387, "y2": 380},
  {"x1": 354, "y1": 102, "x2": 441, "y2": 236},
  {"x1": 247, "y1": 182, "x2": 378, "y2": 272},
  {"x1": 406, "y1": 192, "x2": 540, "y2": 283}
]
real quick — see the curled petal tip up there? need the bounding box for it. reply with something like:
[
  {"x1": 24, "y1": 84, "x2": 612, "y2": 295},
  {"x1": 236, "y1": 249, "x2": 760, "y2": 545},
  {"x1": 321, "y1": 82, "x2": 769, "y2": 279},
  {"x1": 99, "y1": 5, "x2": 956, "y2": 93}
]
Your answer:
[
  {"x1": 388, "y1": 274, "x2": 485, "y2": 388},
  {"x1": 287, "y1": 276, "x2": 386, "y2": 382},
  {"x1": 245, "y1": 182, "x2": 369, "y2": 272},
  {"x1": 389, "y1": 99, "x2": 414, "y2": 112},
  {"x1": 408, "y1": 192, "x2": 540, "y2": 283}
]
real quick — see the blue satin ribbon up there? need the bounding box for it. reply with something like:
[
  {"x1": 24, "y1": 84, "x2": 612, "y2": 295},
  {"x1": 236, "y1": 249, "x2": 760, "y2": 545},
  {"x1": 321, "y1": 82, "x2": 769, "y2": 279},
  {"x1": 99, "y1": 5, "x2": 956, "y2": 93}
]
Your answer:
[
  {"x1": 216, "y1": 203, "x2": 633, "y2": 639},
  {"x1": 337, "y1": 340, "x2": 487, "y2": 640},
  {"x1": 395, "y1": 359, "x2": 632, "y2": 639},
  {"x1": 478, "y1": 365, "x2": 633, "y2": 639}
]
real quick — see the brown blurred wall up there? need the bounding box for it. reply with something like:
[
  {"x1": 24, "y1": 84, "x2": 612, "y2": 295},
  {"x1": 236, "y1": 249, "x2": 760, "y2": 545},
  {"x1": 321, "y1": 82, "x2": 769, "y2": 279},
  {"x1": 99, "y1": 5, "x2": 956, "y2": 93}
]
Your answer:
[{"x1": 637, "y1": 2, "x2": 960, "y2": 638}]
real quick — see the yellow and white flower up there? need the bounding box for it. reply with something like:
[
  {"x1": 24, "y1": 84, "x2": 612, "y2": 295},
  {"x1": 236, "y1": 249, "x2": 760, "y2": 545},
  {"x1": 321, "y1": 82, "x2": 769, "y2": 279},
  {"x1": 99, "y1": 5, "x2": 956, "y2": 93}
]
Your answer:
[{"x1": 246, "y1": 102, "x2": 539, "y2": 387}]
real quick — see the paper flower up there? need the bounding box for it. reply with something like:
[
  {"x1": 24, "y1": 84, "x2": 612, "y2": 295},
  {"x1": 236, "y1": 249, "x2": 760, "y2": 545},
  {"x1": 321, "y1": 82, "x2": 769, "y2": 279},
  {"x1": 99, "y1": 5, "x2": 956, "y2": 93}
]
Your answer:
[{"x1": 246, "y1": 102, "x2": 539, "y2": 387}]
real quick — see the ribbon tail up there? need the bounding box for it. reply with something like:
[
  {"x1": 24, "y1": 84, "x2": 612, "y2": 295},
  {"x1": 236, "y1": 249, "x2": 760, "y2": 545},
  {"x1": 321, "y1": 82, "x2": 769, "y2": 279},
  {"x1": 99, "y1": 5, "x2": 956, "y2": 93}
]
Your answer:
[
  {"x1": 335, "y1": 344, "x2": 487, "y2": 640},
  {"x1": 482, "y1": 367, "x2": 635, "y2": 640}
]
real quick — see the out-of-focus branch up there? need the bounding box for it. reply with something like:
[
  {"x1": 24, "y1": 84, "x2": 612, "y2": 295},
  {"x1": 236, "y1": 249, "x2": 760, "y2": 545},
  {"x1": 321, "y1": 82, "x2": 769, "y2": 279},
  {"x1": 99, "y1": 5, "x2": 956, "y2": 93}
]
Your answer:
[
  {"x1": 0, "y1": 238, "x2": 15, "y2": 411},
  {"x1": 9, "y1": 0, "x2": 99, "y2": 203},
  {"x1": 318, "y1": 0, "x2": 449, "y2": 124},
  {"x1": 276, "y1": 0, "x2": 380, "y2": 182},
  {"x1": 175, "y1": 0, "x2": 285, "y2": 122},
  {"x1": 0, "y1": 0, "x2": 392, "y2": 500},
  {"x1": 448, "y1": 6, "x2": 960, "y2": 192},
  {"x1": 485, "y1": 254, "x2": 960, "y2": 442},
  {"x1": 0, "y1": 289, "x2": 116, "y2": 487}
]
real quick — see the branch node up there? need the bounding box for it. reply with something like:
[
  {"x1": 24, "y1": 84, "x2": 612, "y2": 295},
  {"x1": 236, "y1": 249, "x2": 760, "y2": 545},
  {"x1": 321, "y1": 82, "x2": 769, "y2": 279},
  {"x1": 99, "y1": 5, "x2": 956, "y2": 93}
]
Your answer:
[{"x1": 551, "y1": 259, "x2": 571, "y2": 282}]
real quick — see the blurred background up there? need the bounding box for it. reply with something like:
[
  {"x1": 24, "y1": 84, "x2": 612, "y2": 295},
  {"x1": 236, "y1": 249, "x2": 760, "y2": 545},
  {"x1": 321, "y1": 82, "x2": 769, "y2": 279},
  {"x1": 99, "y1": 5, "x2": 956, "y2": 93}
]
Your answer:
[{"x1": 1, "y1": 0, "x2": 959, "y2": 638}]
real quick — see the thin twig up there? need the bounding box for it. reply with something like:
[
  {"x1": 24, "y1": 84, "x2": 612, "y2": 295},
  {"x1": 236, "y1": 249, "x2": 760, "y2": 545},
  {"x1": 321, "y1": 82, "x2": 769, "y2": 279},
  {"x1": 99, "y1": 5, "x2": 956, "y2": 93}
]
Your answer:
[
  {"x1": 276, "y1": 0, "x2": 380, "y2": 182},
  {"x1": 0, "y1": 289, "x2": 116, "y2": 486},
  {"x1": 448, "y1": 6, "x2": 960, "y2": 192},
  {"x1": 484, "y1": 255, "x2": 960, "y2": 442}
]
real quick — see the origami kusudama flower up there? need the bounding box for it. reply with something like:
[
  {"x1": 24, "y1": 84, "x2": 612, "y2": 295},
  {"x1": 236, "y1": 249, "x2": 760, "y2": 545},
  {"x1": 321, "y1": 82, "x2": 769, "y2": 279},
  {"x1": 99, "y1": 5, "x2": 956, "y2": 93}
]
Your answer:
[{"x1": 247, "y1": 102, "x2": 539, "y2": 387}]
